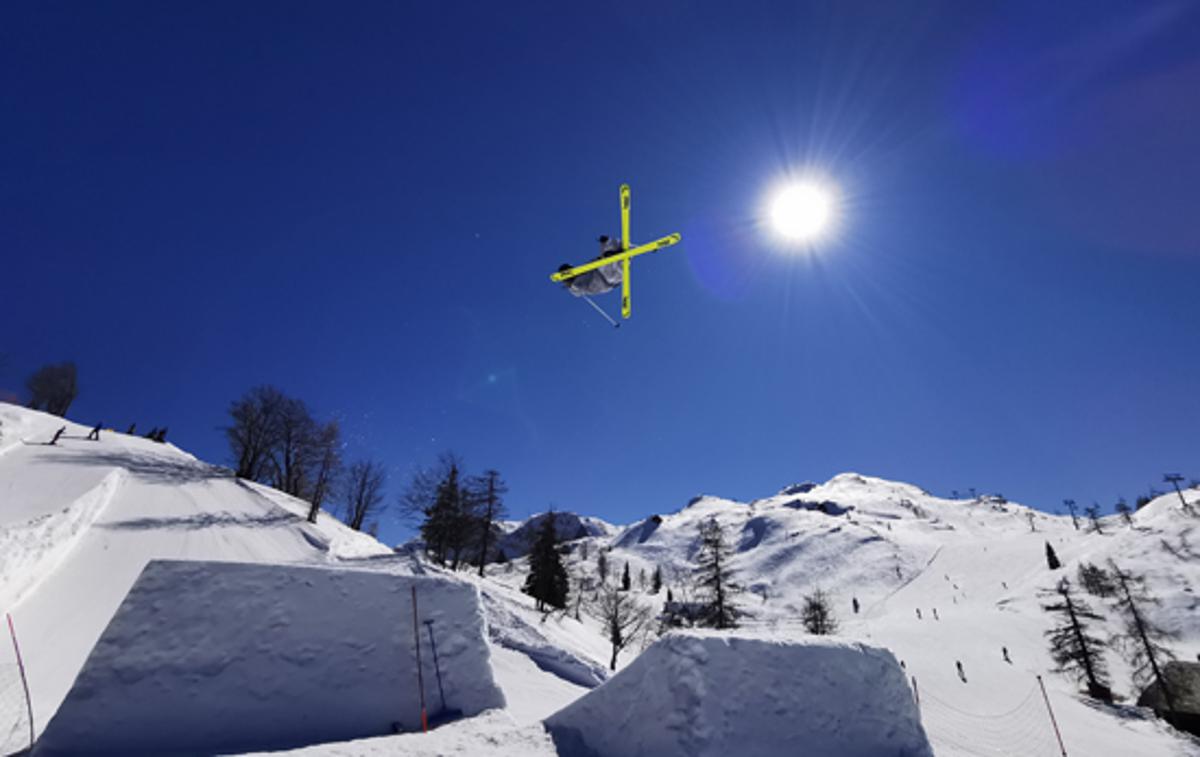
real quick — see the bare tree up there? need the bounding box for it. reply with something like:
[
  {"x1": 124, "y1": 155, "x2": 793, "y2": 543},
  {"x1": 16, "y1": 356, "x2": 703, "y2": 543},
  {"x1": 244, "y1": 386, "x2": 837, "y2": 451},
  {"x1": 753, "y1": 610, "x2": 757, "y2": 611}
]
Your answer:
[
  {"x1": 1114, "y1": 498, "x2": 1133, "y2": 527},
  {"x1": 1163, "y1": 474, "x2": 1195, "y2": 516},
  {"x1": 801, "y1": 588, "x2": 839, "y2": 635},
  {"x1": 468, "y1": 469, "x2": 508, "y2": 576},
  {"x1": 1063, "y1": 499, "x2": 1080, "y2": 530},
  {"x1": 26, "y1": 362, "x2": 78, "y2": 417},
  {"x1": 342, "y1": 460, "x2": 387, "y2": 532},
  {"x1": 225, "y1": 385, "x2": 287, "y2": 480},
  {"x1": 1084, "y1": 504, "x2": 1105, "y2": 535},
  {"x1": 594, "y1": 583, "x2": 652, "y2": 670},
  {"x1": 271, "y1": 397, "x2": 317, "y2": 498},
  {"x1": 306, "y1": 420, "x2": 342, "y2": 523}
]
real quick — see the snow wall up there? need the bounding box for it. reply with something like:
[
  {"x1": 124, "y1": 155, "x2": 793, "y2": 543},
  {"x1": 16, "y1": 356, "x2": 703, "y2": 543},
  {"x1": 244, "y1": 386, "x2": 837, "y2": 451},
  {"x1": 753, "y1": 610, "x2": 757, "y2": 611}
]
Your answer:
[
  {"x1": 35, "y1": 560, "x2": 505, "y2": 755},
  {"x1": 544, "y1": 632, "x2": 933, "y2": 757}
]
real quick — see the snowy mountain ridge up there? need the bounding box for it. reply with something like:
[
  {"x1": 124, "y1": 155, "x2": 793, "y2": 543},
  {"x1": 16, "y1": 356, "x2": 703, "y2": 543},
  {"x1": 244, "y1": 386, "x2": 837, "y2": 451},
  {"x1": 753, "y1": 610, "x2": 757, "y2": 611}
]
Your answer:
[{"x1": 2, "y1": 402, "x2": 1198, "y2": 756}]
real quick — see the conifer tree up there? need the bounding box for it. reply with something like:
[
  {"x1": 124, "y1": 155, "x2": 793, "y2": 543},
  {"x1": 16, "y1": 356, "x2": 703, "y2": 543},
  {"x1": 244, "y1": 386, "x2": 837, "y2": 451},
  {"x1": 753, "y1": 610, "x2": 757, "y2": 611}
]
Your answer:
[
  {"x1": 523, "y1": 511, "x2": 569, "y2": 612},
  {"x1": 621, "y1": 562, "x2": 631, "y2": 592},
  {"x1": 1045, "y1": 541, "x2": 1061, "y2": 570},
  {"x1": 1077, "y1": 562, "x2": 1115, "y2": 598},
  {"x1": 1107, "y1": 561, "x2": 1179, "y2": 721},
  {"x1": 419, "y1": 461, "x2": 462, "y2": 567},
  {"x1": 651, "y1": 565, "x2": 663, "y2": 594},
  {"x1": 597, "y1": 551, "x2": 608, "y2": 584},
  {"x1": 695, "y1": 518, "x2": 737, "y2": 629},
  {"x1": 801, "y1": 589, "x2": 839, "y2": 635},
  {"x1": 1042, "y1": 578, "x2": 1112, "y2": 701},
  {"x1": 1084, "y1": 503, "x2": 1104, "y2": 534}
]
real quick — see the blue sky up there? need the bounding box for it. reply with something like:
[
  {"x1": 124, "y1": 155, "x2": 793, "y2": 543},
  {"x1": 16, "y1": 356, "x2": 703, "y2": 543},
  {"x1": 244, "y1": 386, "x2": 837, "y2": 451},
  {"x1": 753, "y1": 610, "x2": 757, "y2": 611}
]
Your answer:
[{"x1": 3, "y1": 2, "x2": 1198, "y2": 542}]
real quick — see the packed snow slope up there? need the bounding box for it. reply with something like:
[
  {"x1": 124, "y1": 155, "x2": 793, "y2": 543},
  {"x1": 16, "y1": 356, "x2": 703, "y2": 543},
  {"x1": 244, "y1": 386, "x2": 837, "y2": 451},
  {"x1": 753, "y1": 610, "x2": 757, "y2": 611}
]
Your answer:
[
  {"x1": 0, "y1": 404, "x2": 395, "y2": 740},
  {"x1": 515, "y1": 474, "x2": 1199, "y2": 756},
  {"x1": 36, "y1": 563, "x2": 503, "y2": 755},
  {"x1": 545, "y1": 632, "x2": 933, "y2": 757}
]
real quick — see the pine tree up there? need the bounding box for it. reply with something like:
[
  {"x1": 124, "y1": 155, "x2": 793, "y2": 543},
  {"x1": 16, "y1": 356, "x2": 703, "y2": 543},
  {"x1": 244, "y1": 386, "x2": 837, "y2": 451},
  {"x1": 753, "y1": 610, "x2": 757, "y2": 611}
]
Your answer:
[
  {"x1": 1045, "y1": 541, "x2": 1061, "y2": 570},
  {"x1": 523, "y1": 511, "x2": 569, "y2": 612},
  {"x1": 1077, "y1": 562, "x2": 1116, "y2": 598},
  {"x1": 420, "y1": 462, "x2": 462, "y2": 567},
  {"x1": 801, "y1": 589, "x2": 839, "y2": 635},
  {"x1": 597, "y1": 550, "x2": 609, "y2": 584},
  {"x1": 1042, "y1": 578, "x2": 1112, "y2": 701},
  {"x1": 695, "y1": 518, "x2": 737, "y2": 629},
  {"x1": 1084, "y1": 504, "x2": 1104, "y2": 534},
  {"x1": 651, "y1": 565, "x2": 662, "y2": 594},
  {"x1": 1107, "y1": 561, "x2": 1179, "y2": 720},
  {"x1": 621, "y1": 562, "x2": 631, "y2": 592}
]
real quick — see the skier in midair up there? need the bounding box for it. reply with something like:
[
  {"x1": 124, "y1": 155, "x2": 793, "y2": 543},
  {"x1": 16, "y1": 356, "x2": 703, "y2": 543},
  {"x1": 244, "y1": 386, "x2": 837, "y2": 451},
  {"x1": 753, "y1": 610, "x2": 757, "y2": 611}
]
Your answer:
[{"x1": 558, "y1": 236, "x2": 623, "y2": 297}]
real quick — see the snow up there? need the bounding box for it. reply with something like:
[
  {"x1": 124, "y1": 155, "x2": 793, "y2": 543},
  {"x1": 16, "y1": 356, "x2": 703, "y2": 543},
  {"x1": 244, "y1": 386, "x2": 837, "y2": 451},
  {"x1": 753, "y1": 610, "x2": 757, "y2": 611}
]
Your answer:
[
  {"x1": 544, "y1": 631, "x2": 933, "y2": 757},
  {"x1": 36, "y1": 561, "x2": 504, "y2": 755},
  {"x1": 3, "y1": 401, "x2": 1200, "y2": 755},
  {"x1": 0, "y1": 404, "x2": 394, "y2": 741},
  {"x1": 239, "y1": 710, "x2": 557, "y2": 757}
]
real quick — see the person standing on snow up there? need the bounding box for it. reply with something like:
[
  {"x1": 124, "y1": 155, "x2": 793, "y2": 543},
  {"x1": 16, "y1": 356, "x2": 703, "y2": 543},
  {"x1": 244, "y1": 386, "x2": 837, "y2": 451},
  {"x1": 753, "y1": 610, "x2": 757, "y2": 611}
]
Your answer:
[{"x1": 558, "y1": 236, "x2": 623, "y2": 297}]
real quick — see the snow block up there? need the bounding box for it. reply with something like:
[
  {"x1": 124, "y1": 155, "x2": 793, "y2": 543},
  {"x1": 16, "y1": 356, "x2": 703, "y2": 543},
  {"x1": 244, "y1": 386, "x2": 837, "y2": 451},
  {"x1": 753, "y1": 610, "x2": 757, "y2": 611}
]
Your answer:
[
  {"x1": 35, "y1": 560, "x2": 504, "y2": 755},
  {"x1": 544, "y1": 632, "x2": 933, "y2": 757}
]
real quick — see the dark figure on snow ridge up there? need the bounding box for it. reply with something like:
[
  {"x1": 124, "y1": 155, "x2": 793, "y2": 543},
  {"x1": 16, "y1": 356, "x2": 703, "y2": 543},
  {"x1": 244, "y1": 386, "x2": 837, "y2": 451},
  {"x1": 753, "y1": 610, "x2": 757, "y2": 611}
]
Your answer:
[
  {"x1": 145, "y1": 427, "x2": 159, "y2": 440},
  {"x1": 125, "y1": 423, "x2": 136, "y2": 435},
  {"x1": 154, "y1": 427, "x2": 168, "y2": 443},
  {"x1": 558, "y1": 235, "x2": 623, "y2": 297},
  {"x1": 49, "y1": 426, "x2": 66, "y2": 445},
  {"x1": 86, "y1": 423, "x2": 102, "y2": 441}
]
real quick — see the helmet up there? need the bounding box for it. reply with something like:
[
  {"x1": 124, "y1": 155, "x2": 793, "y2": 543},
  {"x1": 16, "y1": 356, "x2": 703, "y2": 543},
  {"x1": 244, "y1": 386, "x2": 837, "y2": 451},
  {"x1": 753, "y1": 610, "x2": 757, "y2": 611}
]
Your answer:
[{"x1": 597, "y1": 235, "x2": 609, "y2": 243}]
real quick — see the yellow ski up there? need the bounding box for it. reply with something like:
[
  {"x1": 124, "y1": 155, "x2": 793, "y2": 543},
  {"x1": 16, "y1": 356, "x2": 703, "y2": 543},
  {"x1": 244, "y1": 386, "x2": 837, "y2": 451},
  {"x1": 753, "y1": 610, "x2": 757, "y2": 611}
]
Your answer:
[
  {"x1": 549, "y1": 233, "x2": 681, "y2": 282},
  {"x1": 621, "y1": 184, "x2": 632, "y2": 318},
  {"x1": 550, "y1": 183, "x2": 681, "y2": 321}
]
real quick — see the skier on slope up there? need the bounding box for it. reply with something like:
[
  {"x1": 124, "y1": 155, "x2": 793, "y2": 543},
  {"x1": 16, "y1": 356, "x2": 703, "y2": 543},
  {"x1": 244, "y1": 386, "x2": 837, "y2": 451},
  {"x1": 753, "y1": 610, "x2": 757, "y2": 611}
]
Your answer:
[{"x1": 558, "y1": 235, "x2": 623, "y2": 297}]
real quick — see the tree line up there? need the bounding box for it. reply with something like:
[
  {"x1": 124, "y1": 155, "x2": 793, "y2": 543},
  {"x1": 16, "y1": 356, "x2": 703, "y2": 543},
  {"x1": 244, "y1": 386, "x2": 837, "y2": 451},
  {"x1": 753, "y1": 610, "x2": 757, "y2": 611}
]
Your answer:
[{"x1": 224, "y1": 385, "x2": 386, "y2": 532}]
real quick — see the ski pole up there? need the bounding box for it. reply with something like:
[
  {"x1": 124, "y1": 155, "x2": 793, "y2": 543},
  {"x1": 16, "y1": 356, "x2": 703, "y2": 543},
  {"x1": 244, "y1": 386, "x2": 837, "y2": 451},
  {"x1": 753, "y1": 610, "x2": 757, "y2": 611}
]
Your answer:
[
  {"x1": 581, "y1": 294, "x2": 619, "y2": 329},
  {"x1": 424, "y1": 620, "x2": 448, "y2": 713},
  {"x1": 410, "y1": 586, "x2": 427, "y2": 733}
]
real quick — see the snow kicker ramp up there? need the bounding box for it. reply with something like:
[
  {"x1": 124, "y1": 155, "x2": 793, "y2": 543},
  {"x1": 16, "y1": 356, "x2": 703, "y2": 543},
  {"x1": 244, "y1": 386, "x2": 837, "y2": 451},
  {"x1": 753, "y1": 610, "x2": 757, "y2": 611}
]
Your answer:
[
  {"x1": 545, "y1": 632, "x2": 933, "y2": 757},
  {"x1": 35, "y1": 561, "x2": 505, "y2": 755}
]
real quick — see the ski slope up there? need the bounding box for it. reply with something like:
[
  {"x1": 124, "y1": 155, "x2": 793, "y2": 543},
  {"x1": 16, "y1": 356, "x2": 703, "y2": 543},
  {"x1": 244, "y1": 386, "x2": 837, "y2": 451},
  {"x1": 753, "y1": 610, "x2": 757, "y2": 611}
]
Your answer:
[{"x1": 2, "y1": 402, "x2": 1198, "y2": 755}]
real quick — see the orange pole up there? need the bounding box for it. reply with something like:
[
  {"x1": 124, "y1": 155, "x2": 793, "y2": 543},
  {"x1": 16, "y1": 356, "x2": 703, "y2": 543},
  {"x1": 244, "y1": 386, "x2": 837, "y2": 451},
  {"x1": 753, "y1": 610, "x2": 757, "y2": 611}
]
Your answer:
[{"x1": 411, "y1": 586, "x2": 427, "y2": 733}]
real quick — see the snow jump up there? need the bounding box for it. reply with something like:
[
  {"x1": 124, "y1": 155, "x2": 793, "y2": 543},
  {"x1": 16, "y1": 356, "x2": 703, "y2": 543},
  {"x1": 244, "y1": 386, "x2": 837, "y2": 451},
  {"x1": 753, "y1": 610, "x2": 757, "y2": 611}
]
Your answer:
[{"x1": 551, "y1": 183, "x2": 681, "y2": 327}]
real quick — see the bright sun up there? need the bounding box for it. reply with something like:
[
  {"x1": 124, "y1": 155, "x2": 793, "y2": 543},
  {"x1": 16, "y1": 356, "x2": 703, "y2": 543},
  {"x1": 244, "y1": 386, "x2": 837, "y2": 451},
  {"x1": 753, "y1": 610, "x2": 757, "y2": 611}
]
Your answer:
[{"x1": 769, "y1": 182, "x2": 834, "y2": 242}]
